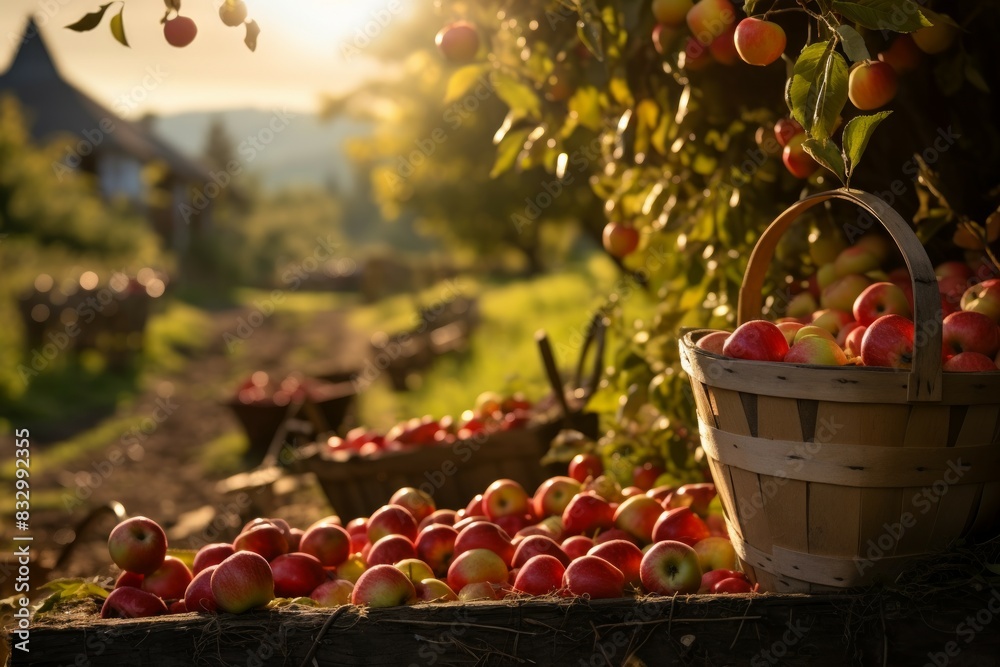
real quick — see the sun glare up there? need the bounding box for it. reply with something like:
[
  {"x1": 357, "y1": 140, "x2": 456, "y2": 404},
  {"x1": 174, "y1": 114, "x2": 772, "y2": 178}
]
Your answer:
[{"x1": 256, "y1": 0, "x2": 403, "y2": 56}]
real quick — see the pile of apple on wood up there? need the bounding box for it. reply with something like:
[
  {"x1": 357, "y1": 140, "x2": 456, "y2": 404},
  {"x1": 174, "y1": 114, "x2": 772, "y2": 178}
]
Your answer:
[
  {"x1": 698, "y1": 234, "x2": 1000, "y2": 371},
  {"x1": 97, "y1": 460, "x2": 743, "y2": 619},
  {"x1": 320, "y1": 392, "x2": 534, "y2": 458}
]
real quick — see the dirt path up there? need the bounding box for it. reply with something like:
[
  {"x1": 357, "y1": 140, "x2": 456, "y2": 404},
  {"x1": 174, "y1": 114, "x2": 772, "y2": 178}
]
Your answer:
[{"x1": 25, "y1": 305, "x2": 368, "y2": 581}]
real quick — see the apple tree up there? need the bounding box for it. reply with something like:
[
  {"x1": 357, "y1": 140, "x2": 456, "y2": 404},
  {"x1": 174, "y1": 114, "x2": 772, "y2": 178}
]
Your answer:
[{"x1": 426, "y1": 0, "x2": 1000, "y2": 481}]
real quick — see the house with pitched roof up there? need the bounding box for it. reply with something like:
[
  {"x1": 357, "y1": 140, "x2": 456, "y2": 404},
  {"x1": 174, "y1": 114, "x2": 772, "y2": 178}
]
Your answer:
[{"x1": 0, "y1": 17, "x2": 212, "y2": 253}]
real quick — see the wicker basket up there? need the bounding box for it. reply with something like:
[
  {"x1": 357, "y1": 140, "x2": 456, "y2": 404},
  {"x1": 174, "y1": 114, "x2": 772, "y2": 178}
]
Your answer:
[{"x1": 679, "y1": 188, "x2": 1000, "y2": 593}]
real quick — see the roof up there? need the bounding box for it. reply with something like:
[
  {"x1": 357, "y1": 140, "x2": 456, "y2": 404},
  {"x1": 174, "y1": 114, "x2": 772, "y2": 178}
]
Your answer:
[{"x1": 0, "y1": 17, "x2": 210, "y2": 183}]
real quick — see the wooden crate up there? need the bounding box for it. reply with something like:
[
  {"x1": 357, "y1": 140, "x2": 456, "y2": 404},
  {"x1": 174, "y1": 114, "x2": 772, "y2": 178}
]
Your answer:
[
  {"x1": 287, "y1": 412, "x2": 599, "y2": 518},
  {"x1": 679, "y1": 189, "x2": 1000, "y2": 593},
  {"x1": 17, "y1": 589, "x2": 1000, "y2": 666},
  {"x1": 226, "y1": 380, "x2": 357, "y2": 465}
]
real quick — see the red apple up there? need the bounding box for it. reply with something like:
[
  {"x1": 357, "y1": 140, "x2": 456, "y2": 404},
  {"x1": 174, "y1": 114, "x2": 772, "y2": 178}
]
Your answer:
[
  {"x1": 390, "y1": 487, "x2": 437, "y2": 524},
  {"x1": 935, "y1": 261, "x2": 974, "y2": 283},
  {"x1": 100, "y1": 586, "x2": 169, "y2": 619},
  {"x1": 712, "y1": 577, "x2": 755, "y2": 593},
  {"x1": 115, "y1": 571, "x2": 143, "y2": 589},
  {"x1": 163, "y1": 15, "x2": 197, "y2": 48},
  {"x1": 562, "y1": 555, "x2": 626, "y2": 600},
  {"x1": 512, "y1": 554, "x2": 566, "y2": 596},
  {"x1": 192, "y1": 543, "x2": 235, "y2": 575},
  {"x1": 211, "y1": 551, "x2": 275, "y2": 614},
  {"x1": 457, "y1": 581, "x2": 500, "y2": 601},
  {"x1": 723, "y1": 320, "x2": 788, "y2": 362},
  {"x1": 878, "y1": 34, "x2": 922, "y2": 74},
  {"x1": 351, "y1": 564, "x2": 416, "y2": 608},
  {"x1": 419, "y1": 509, "x2": 458, "y2": 530},
  {"x1": 860, "y1": 314, "x2": 914, "y2": 368},
  {"x1": 141, "y1": 555, "x2": 192, "y2": 601},
  {"x1": 845, "y1": 325, "x2": 867, "y2": 358},
  {"x1": 632, "y1": 462, "x2": 666, "y2": 491},
  {"x1": 561, "y1": 535, "x2": 595, "y2": 560},
  {"x1": 464, "y1": 494, "x2": 486, "y2": 517},
  {"x1": 613, "y1": 494, "x2": 663, "y2": 544},
  {"x1": 447, "y1": 548, "x2": 509, "y2": 592},
  {"x1": 943, "y1": 310, "x2": 1000, "y2": 358},
  {"x1": 652, "y1": 507, "x2": 711, "y2": 546},
  {"x1": 270, "y1": 552, "x2": 327, "y2": 598},
  {"x1": 709, "y1": 26, "x2": 739, "y2": 65},
  {"x1": 853, "y1": 282, "x2": 912, "y2": 326},
  {"x1": 667, "y1": 483, "x2": 717, "y2": 518},
  {"x1": 532, "y1": 476, "x2": 582, "y2": 519},
  {"x1": 184, "y1": 565, "x2": 218, "y2": 613},
  {"x1": 699, "y1": 568, "x2": 747, "y2": 593},
  {"x1": 415, "y1": 524, "x2": 459, "y2": 577},
  {"x1": 587, "y1": 540, "x2": 643, "y2": 589},
  {"x1": 233, "y1": 524, "x2": 288, "y2": 561},
  {"x1": 107, "y1": 517, "x2": 168, "y2": 575},
  {"x1": 811, "y1": 309, "x2": 855, "y2": 338},
  {"x1": 848, "y1": 60, "x2": 898, "y2": 110},
  {"x1": 299, "y1": 522, "x2": 351, "y2": 568},
  {"x1": 512, "y1": 535, "x2": 570, "y2": 568},
  {"x1": 784, "y1": 335, "x2": 848, "y2": 366},
  {"x1": 310, "y1": 579, "x2": 354, "y2": 607},
  {"x1": 773, "y1": 117, "x2": 803, "y2": 147},
  {"x1": 483, "y1": 479, "x2": 530, "y2": 521},
  {"x1": 782, "y1": 134, "x2": 819, "y2": 179},
  {"x1": 640, "y1": 540, "x2": 702, "y2": 595},
  {"x1": 453, "y1": 521, "x2": 514, "y2": 566},
  {"x1": 568, "y1": 454, "x2": 603, "y2": 483},
  {"x1": 695, "y1": 331, "x2": 729, "y2": 355},
  {"x1": 368, "y1": 504, "x2": 419, "y2": 543},
  {"x1": 943, "y1": 352, "x2": 998, "y2": 372},
  {"x1": 435, "y1": 21, "x2": 480, "y2": 63},
  {"x1": 686, "y1": 0, "x2": 735, "y2": 46},
  {"x1": 367, "y1": 535, "x2": 418, "y2": 567},
  {"x1": 647, "y1": 486, "x2": 675, "y2": 503},
  {"x1": 602, "y1": 222, "x2": 639, "y2": 258},
  {"x1": 733, "y1": 18, "x2": 785, "y2": 66},
  {"x1": 562, "y1": 493, "x2": 615, "y2": 536},
  {"x1": 692, "y1": 536, "x2": 737, "y2": 572}
]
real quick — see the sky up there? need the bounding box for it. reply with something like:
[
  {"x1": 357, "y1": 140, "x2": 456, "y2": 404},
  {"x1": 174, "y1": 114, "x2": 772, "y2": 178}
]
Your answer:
[{"x1": 0, "y1": 0, "x2": 412, "y2": 117}]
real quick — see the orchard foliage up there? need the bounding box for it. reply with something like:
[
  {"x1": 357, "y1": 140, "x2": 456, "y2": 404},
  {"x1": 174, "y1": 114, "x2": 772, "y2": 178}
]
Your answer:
[{"x1": 429, "y1": 0, "x2": 1000, "y2": 473}]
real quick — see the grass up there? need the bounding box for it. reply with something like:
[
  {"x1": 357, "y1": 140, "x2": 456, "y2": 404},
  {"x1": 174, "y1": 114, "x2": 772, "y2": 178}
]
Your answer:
[
  {"x1": 199, "y1": 430, "x2": 250, "y2": 477},
  {"x1": 349, "y1": 255, "x2": 654, "y2": 430}
]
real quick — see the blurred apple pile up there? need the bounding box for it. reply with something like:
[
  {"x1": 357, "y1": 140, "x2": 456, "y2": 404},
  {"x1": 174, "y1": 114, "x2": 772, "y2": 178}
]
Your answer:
[
  {"x1": 697, "y1": 233, "x2": 1000, "y2": 371},
  {"x1": 97, "y1": 457, "x2": 753, "y2": 619},
  {"x1": 235, "y1": 372, "x2": 322, "y2": 407},
  {"x1": 321, "y1": 392, "x2": 533, "y2": 458}
]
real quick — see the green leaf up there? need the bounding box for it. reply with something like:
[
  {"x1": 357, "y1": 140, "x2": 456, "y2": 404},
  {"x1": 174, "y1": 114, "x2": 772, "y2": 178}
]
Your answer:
[
  {"x1": 965, "y1": 61, "x2": 991, "y2": 94},
  {"x1": 65, "y1": 3, "x2": 112, "y2": 31},
  {"x1": 110, "y1": 8, "x2": 128, "y2": 47},
  {"x1": 802, "y1": 138, "x2": 847, "y2": 184},
  {"x1": 743, "y1": 0, "x2": 760, "y2": 15},
  {"x1": 789, "y1": 41, "x2": 849, "y2": 140},
  {"x1": 918, "y1": 6, "x2": 961, "y2": 30},
  {"x1": 836, "y1": 25, "x2": 869, "y2": 63},
  {"x1": 493, "y1": 74, "x2": 541, "y2": 120},
  {"x1": 444, "y1": 64, "x2": 491, "y2": 104},
  {"x1": 831, "y1": 0, "x2": 931, "y2": 34},
  {"x1": 244, "y1": 19, "x2": 260, "y2": 51},
  {"x1": 35, "y1": 579, "x2": 110, "y2": 615},
  {"x1": 842, "y1": 110, "x2": 892, "y2": 182},
  {"x1": 490, "y1": 128, "x2": 530, "y2": 178},
  {"x1": 568, "y1": 86, "x2": 603, "y2": 131},
  {"x1": 575, "y1": 0, "x2": 605, "y2": 61}
]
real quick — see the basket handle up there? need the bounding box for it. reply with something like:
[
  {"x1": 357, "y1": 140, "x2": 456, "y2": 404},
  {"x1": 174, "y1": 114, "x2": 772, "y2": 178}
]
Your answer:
[{"x1": 737, "y1": 188, "x2": 942, "y2": 402}]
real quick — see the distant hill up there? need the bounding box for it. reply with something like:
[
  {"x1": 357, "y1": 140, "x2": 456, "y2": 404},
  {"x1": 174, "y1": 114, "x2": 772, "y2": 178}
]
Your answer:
[{"x1": 151, "y1": 108, "x2": 371, "y2": 192}]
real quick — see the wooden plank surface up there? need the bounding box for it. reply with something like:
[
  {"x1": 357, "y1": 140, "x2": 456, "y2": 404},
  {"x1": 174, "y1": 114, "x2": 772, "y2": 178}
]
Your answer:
[{"x1": 20, "y1": 591, "x2": 1000, "y2": 667}]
